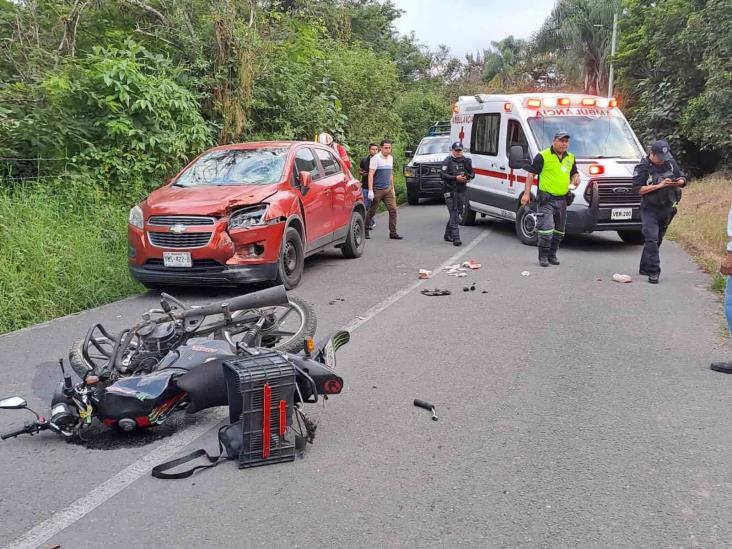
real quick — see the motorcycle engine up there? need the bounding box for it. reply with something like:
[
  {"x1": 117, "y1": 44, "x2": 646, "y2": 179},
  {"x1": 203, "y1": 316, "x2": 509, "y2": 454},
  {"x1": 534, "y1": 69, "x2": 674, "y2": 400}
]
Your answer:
[{"x1": 138, "y1": 322, "x2": 178, "y2": 353}]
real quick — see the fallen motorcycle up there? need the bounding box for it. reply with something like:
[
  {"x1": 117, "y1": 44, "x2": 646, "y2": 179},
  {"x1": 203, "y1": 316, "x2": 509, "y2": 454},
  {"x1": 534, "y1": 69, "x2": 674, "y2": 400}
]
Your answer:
[{"x1": 0, "y1": 286, "x2": 347, "y2": 442}]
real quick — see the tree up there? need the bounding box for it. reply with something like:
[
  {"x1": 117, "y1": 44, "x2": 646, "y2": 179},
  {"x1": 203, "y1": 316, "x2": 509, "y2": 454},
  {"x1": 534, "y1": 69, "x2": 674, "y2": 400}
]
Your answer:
[{"x1": 531, "y1": 0, "x2": 620, "y2": 95}]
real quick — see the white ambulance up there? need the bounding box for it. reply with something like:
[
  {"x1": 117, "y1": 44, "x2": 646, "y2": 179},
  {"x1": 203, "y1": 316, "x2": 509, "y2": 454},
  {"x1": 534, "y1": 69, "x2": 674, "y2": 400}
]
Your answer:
[{"x1": 450, "y1": 93, "x2": 646, "y2": 244}]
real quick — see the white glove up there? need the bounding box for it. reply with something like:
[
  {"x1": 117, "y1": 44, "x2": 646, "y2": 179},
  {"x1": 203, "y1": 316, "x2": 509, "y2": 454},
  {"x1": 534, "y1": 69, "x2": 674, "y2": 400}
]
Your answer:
[{"x1": 367, "y1": 190, "x2": 374, "y2": 201}]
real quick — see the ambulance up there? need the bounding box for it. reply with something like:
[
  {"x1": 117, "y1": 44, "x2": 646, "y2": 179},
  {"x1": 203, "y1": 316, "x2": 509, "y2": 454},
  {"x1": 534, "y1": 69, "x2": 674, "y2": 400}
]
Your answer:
[{"x1": 450, "y1": 93, "x2": 646, "y2": 245}]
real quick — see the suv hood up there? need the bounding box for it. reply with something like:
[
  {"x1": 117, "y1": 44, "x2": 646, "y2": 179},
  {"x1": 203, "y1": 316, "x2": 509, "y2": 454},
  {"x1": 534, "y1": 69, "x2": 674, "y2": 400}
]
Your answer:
[
  {"x1": 144, "y1": 184, "x2": 279, "y2": 216},
  {"x1": 408, "y1": 153, "x2": 448, "y2": 166}
]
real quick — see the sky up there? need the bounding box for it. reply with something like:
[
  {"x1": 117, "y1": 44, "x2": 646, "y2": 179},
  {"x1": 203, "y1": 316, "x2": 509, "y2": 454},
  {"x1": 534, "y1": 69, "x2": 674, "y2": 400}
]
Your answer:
[{"x1": 393, "y1": 0, "x2": 557, "y2": 58}]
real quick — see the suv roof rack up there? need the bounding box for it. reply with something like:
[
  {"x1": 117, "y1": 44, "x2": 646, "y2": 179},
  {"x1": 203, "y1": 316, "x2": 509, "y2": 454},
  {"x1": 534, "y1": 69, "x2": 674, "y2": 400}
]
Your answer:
[{"x1": 427, "y1": 120, "x2": 451, "y2": 136}]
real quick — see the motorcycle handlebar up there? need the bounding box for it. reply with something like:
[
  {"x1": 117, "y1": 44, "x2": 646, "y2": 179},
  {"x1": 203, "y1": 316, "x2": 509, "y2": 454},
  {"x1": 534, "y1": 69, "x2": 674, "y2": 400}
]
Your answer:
[
  {"x1": 177, "y1": 285, "x2": 290, "y2": 319},
  {"x1": 1, "y1": 424, "x2": 36, "y2": 440}
]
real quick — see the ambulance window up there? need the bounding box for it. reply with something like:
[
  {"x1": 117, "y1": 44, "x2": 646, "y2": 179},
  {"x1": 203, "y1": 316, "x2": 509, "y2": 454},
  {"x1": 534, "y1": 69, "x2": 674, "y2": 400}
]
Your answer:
[
  {"x1": 506, "y1": 120, "x2": 529, "y2": 157},
  {"x1": 471, "y1": 113, "x2": 500, "y2": 156}
]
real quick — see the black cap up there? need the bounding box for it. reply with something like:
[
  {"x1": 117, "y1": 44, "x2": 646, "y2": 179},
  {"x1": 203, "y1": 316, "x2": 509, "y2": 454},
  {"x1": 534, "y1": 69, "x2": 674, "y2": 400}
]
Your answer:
[
  {"x1": 553, "y1": 129, "x2": 570, "y2": 140},
  {"x1": 650, "y1": 140, "x2": 673, "y2": 161},
  {"x1": 451, "y1": 141, "x2": 464, "y2": 151}
]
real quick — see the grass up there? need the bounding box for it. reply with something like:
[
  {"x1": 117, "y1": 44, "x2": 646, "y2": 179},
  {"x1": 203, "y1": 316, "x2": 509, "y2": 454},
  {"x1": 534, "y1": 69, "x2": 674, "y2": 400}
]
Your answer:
[
  {"x1": 0, "y1": 180, "x2": 143, "y2": 334},
  {"x1": 666, "y1": 172, "x2": 731, "y2": 293}
]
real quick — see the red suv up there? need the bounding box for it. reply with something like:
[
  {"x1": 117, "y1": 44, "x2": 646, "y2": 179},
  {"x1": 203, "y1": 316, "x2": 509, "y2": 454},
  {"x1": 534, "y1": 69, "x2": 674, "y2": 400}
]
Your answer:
[{"x1": 128, "y1": 141, "x2": 366, "y2": 289}]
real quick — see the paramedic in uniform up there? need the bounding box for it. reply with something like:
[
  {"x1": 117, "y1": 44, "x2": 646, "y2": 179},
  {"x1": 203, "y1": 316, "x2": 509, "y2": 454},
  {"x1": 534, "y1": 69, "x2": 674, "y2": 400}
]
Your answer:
[
  {"x1": 632, "y1": 139, "x2": 687, "y2": 284},
  {"x1": 521, "y1": 130, "x2": 579, "y2": 267},
  {"x1": 440, "y1": 141, "x2": 474, "y2": 246}
]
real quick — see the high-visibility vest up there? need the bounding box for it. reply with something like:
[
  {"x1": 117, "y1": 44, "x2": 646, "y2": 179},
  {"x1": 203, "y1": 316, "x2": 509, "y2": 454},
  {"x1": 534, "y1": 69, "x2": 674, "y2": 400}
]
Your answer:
[{"x1": 538, "y1": 148, "x2": 575, "y2": 196}]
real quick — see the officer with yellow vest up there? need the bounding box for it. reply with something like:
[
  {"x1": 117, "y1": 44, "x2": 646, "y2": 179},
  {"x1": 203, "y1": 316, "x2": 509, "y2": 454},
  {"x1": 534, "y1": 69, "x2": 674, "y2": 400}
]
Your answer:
[{"x1": 520, "y1": 130, "x2": 579, "y2": 267}]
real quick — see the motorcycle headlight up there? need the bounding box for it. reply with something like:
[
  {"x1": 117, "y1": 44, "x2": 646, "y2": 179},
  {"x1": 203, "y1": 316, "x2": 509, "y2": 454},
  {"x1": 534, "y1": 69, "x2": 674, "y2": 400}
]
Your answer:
[
  {"x1": 228, "y1": 205, "x2": 269, "y2": 230},
  {"x1": 129, "y1": 205, "x2": 144, "y2": 229},
  {"x1": 404, "y1": 166, "x2": 415, "y2": 177}
]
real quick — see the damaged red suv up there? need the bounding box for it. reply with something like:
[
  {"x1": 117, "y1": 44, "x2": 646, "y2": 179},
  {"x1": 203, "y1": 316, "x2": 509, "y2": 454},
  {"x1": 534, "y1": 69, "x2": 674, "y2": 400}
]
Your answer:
[{"x1": 128, "y1": 141, "x2": 366, "y2": 289}]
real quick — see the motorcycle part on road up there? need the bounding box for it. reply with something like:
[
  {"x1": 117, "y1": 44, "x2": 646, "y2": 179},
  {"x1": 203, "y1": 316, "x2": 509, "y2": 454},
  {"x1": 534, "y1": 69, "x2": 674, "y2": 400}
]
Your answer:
[{"x1": 413, "y1": 399, "x2": 439, "y2": 421}]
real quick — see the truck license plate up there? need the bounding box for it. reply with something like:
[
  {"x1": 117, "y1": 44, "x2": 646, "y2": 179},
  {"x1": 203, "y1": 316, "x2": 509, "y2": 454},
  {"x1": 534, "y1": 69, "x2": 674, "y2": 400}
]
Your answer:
[
  {"x1": 163, "y1": 251, "x2": 192, "y2": 268},
  {"x1": 611, "y1": 208, "x2": 633, "y2": 221}
]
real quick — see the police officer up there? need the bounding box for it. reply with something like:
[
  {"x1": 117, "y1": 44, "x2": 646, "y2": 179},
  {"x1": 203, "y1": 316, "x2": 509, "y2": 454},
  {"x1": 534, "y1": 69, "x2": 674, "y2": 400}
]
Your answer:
[
  {"x1": 521, "y1": 130, "x2": 579, "y2": 266},
  {"x1": 632, "y1": 140, "x2": 687, "y2": 284},
  {"x1": 440, "y1": 141, "x2": 474, "y2": 246}
]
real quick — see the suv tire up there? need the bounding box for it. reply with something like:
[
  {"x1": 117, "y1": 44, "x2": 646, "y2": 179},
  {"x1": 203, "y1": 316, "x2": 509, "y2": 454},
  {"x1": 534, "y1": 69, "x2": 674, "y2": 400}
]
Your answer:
[
  {"x1": 516, "y1": 205, "x2": 538, "y2": 246},
  {"x1": 277, "y1": 227, "x2": 304, "y2": 289},
  {"x1": 341, "y1": 210, "x2": 366, "y2": 258},
  {"x1": 406, "y1": 182, "x2": 420, "y2": 205}
]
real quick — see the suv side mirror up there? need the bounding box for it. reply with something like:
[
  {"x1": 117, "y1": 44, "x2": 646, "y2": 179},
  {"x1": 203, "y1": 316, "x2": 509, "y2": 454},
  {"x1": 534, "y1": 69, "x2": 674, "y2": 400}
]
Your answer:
[
  {"x1": 298, "y1": 171, "x2": 312, "y2": 189},
  {"x1": 509, "y1": 145, "x2": 530, "y2": 170},
  {"x1": 405, "y1": 150, "x2": 414, "y2": 158}
]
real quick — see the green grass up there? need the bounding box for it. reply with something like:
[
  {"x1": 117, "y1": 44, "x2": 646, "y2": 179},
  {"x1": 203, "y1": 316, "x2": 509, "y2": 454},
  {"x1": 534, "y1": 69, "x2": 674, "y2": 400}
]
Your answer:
[{"x1": 0, "y1": 180, "x2": 143, "y2": 333}]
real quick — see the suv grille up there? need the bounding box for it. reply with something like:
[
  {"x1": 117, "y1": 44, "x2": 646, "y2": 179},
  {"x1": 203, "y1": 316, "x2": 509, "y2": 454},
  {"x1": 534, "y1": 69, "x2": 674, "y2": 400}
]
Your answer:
[
  {"x1": 148, "y1": 232, "x2": 212, "y2": 248},
  {"x1": 148, "y1": 216, "x2": 216, "y2": 226},
  {"x1": 594, "y1": 178, "x2": 640, "y2": 207},
  {"x1": 415, "y1": 163, "x2": 443, "y2": 191}
]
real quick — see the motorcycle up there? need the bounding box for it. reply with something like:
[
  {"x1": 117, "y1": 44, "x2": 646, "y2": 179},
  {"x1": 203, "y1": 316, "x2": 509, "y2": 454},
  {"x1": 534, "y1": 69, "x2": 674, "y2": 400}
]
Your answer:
[{"x1": 0, "y1": 286, "x2": 347, "y2": 442}]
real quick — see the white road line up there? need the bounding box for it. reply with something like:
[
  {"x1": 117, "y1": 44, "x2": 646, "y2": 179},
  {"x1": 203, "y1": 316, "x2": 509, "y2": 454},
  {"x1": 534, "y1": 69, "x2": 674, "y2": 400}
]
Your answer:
[
  {"x1": 4, "y1": 228, "x2": 492, "y2": 549},
  {"x1": 344, "y1": 229, "x2": 492, "y2": 333}
]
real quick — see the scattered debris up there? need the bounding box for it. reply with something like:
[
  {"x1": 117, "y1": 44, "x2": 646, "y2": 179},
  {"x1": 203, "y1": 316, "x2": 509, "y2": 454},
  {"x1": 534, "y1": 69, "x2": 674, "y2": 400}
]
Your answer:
[
  {"x1": 328, "y1": 298, "x2": 347, "y2": 305},
  {"x1": 481, "y1": 290, "x2": 488, "y2": 294},
  {"x1": 444, "y1": 263, "x2": 469, "y2": 277},
  {"x1": 418, "y1": 269, "x2": 432, "y2": 279},
  {"x1": 413, "y1": 399, "x2": 439, "y2": 421},
  {"x1": 420, "y1": 288, "x2": 451, "y2": 296},
  {"x1": 462, "y1": 259, "x2": 481, "y2": 269},
  {"x1": 521, "y1": 271, "x2": 531, "y2": 277},
  {"x1": 463, "y1": 286, "x2": 470, "y2": 292},
  {"x1": 470, "y1": 283, "x2": 476, "y2": 291},
  {"x1": 612, "y1": 273, "x2": 633, "y2": 283}
]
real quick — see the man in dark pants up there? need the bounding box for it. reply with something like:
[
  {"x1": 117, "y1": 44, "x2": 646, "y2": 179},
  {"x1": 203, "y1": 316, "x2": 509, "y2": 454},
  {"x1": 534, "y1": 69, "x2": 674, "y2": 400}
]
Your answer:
[
  {"x1": 440, "y1": 141, "x2": 474, "y2": 246},
  {"x1": 359, "y1": 143, "x2": 379, "y2": 229},
  {"x1": 632, "y1": 140, "x2": 688, "y2": 284},
  {"x1": 521, "y1": 130, "x2": 579, "y2": 267}
]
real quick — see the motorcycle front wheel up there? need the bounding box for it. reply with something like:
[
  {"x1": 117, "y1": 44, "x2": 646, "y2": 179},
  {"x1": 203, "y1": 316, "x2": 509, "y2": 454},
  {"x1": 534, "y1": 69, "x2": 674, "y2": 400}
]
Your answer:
[{"x1": 229, "y1": 295, "x2": 317, "y2": 354}]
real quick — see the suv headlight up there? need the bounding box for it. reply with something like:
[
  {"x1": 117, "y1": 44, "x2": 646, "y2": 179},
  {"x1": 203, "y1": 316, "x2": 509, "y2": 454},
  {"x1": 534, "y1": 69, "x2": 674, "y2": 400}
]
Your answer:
[
  {"x1": 129, "y1": 205, "x2": 144, "y2": 229},
  {"x1": 404, "y1": 166, "x2": 415, "y2": 177},
  {"x1": 228, "y1": 204, "x2": 269, "y2": 230}
]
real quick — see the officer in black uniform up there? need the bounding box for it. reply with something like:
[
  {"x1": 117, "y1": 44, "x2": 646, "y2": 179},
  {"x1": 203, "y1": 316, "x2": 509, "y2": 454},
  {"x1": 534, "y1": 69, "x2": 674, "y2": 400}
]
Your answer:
[
  {"x1": 440, "y1": 141, "x2": 474, "y2": 246},
  {"x1": 632, "y1": 139, "x2": 688, "y2": 284}
]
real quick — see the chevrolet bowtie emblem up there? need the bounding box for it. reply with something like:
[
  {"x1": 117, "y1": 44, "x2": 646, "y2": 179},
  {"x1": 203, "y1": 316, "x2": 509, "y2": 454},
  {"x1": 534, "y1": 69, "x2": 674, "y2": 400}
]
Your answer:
[{"x1": 169, "y1": 224, "x2": 187, "y2": 234}]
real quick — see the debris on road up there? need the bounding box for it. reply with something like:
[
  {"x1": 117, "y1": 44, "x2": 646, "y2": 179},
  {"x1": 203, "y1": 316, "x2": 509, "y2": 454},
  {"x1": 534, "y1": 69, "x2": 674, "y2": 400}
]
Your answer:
[
  {"x1": 420, "y1": 288, "x2": 451, "y2": 297},
  {"x1": 444, "y1": 264, "x2": 468, "y2": 277},
  {"x1": 612, "y1": 273, "x2": 633, "y2": 283},
  {"x1": 463, "y1": 286, "x2": 470, "y2": 292},
  {"x1": 418, "y1": 269, "x2": 432, "y2": 279},
  {"x1": 521, "y1": 271, "x2": 531, "y2": 277},
  {"x1": 462, "y1": 259, "x2": 481, "y2": 269},
  {"x1": 413, "y1": 399, "x2": 439, "y2": 421}
]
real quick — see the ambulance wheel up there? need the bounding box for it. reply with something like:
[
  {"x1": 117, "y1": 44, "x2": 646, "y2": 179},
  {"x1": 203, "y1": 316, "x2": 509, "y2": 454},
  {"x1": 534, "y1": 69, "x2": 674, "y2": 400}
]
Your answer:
[
  {"x1": 458, "y1": 202, "x2": 476, "y2": 226},
  {"x1": 617, "y1": 230, "x2": 644, "y2": 244},
  {"x1": 406, "y1": 183, "x2": 420, "y2": 205},
  {"x1": 516, "y1": 205, "x2": 538, "y2": 246}
]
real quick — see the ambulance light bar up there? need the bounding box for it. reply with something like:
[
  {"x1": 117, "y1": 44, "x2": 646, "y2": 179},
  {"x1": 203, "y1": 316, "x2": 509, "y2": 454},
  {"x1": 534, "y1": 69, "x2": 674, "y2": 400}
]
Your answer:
[{"x1": 523, "y1": 97, "x2": 617, "y2": 109}]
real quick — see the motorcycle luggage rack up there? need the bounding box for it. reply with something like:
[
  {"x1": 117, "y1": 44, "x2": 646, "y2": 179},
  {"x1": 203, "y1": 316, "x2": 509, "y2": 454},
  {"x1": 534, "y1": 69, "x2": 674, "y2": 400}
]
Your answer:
[{"x1": 223, "y1": 351, "x2": 297, "y2": 468}]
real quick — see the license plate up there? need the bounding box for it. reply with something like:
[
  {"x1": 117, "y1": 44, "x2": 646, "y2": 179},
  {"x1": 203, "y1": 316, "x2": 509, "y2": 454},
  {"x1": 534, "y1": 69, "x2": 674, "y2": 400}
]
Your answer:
[
  {"x1": 163, "y1": 251, "x2": 192, "y2": 268},
  {"x1": 611, "y1": 208, "x2": 633, "y2": 221}
]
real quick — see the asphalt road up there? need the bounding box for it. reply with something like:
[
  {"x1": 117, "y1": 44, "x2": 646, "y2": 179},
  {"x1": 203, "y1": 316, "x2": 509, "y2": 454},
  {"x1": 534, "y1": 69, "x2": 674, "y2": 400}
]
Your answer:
[{"x1": 1, "y1": 202, "x2": 730, "y2": 548}]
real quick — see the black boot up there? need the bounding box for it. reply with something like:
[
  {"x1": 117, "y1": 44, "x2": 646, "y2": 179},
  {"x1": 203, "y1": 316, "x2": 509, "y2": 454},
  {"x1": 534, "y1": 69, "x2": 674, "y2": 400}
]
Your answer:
[
  {"x1": 539, "y1": 247, "x2": 550, "y2": 267},
  {"x1": 548, "y1": 241, "x2": 560, "y2": 265}
]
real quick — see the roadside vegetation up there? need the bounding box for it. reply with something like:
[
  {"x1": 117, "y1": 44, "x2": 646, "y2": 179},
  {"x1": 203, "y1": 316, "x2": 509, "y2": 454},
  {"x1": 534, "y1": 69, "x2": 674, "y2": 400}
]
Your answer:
[
  {"x1": 667, "y1": 174, "x2": 732, "y2": 293},
  {"x1": 0, "y1": 0, "x2": 729, "y2": 333}
]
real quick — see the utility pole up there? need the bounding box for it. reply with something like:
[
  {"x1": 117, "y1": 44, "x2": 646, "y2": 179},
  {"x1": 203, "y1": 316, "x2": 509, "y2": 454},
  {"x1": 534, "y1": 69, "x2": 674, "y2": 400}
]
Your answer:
[{"x1": 608, "y1": 11, "x2": 618, "y2": 98}]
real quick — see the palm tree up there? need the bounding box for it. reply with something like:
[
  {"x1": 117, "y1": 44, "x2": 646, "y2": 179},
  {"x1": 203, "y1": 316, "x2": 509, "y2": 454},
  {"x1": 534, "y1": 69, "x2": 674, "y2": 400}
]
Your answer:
[{"x1": 531, "y1": 0, "x2": 619, "y2": 95}]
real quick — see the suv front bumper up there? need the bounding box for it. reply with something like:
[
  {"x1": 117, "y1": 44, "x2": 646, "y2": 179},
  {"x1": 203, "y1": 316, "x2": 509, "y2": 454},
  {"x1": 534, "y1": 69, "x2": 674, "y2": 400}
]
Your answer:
[{"x1": 129, "y1": 262, "x2": 279, "y2": 286}]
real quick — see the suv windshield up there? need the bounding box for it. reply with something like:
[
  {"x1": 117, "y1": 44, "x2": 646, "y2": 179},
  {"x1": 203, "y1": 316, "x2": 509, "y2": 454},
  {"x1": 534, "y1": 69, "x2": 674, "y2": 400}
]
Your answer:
[
  {"x1": 175, "y1": 148, "x2": 288, "y2": 187},
  {"x1": 527, "y1": 116, "x2": 643, "y2": 159},
  {"x1": 416, "y1": 138, "x2": 451, "y2": 156}
]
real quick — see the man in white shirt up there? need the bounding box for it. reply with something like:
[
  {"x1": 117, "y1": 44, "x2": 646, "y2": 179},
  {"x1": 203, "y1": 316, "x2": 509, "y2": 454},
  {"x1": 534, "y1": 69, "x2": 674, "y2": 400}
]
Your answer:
[
  {"x1": 365, "y1": 139, "x2": 403, "y2": 240},
  {"x1": 711, "y1": 203, "x2": 732, "y2": 373}
]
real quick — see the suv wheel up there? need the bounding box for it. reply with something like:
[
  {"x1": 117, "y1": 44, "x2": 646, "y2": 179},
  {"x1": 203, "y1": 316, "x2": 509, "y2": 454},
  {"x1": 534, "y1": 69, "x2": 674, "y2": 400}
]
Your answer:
[
  {"x1": 341, "y1": 210, "x2": 365, "y2": 258},
  {"x1": 516, "y1": 205, "x2": 538, "y2": 246},
  {"x1": 406, "y1": 182, "x2": 420, "y2": 205},
  {"x1": 277, "y1": 227, "x2": 304, "y2": 289}
]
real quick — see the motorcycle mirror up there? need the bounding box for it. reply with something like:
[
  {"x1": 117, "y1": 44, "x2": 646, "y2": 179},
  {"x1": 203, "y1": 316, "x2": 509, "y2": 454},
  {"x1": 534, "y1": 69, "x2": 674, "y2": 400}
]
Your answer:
[{"x1": 0, "y1": 397, "x2": 28, "y2": 409}]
